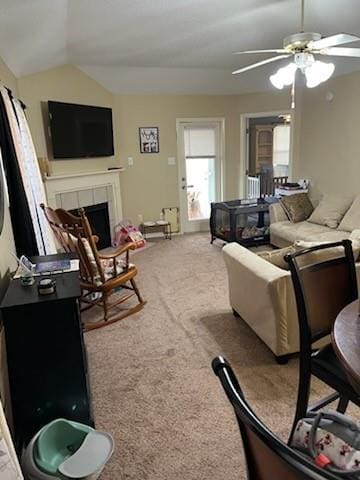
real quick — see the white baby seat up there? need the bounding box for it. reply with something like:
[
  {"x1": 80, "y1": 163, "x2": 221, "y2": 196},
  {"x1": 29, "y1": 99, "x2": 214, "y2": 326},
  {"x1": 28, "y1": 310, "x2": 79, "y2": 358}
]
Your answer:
[{"x1": 58, "y1": 431, "x2": 113, "y2": 478}]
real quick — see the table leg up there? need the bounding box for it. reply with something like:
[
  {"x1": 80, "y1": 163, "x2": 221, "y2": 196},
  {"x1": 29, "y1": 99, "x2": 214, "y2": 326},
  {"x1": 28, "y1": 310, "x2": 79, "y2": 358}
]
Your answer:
[
  {"x1": 257, "y1": 211, "x2": 265, "y2": 228},
  {"x1": 165, "y1": 223, "x2": 171, "y2": 239}
]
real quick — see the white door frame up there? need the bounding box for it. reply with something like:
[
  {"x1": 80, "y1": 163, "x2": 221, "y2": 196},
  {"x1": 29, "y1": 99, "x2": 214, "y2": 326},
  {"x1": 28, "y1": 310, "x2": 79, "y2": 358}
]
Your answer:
[
  {"x1": 176, "y1": 117, "x2": 225, "y2": 234},
  {"x1": 239, "y1": 110, "x2": 294, "y2": 198}
]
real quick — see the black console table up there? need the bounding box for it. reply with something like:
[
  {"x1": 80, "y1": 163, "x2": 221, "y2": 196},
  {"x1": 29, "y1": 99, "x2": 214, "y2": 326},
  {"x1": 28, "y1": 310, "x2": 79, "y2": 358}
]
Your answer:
[{"x1": 0, "y1": 254, "x2": 93, "y2": 448}]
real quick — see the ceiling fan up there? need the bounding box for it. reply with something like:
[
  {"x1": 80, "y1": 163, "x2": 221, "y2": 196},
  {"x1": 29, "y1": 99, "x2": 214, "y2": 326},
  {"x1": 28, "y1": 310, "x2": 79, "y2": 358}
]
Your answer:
[{"x1": 232, "y1": 0, "x2": 360, "y2": 89}]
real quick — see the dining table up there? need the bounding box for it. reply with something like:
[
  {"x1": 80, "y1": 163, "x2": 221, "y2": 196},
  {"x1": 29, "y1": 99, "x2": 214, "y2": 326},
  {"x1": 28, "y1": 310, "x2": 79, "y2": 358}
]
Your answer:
[{"x1": 332, "y1": 299, "x2": 360, "y2": 395}]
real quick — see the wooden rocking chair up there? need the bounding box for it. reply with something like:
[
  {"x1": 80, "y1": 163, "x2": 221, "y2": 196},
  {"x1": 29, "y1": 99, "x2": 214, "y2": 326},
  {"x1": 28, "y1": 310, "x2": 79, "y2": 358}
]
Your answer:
[{"x1": 40, "y1": 204, "x2": 146, "y2": 331}]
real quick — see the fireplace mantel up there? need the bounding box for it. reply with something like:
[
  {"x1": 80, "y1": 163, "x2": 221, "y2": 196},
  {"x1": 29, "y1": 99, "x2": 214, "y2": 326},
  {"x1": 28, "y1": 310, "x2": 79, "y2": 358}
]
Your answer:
[
  {"x1": 45, "y1": 168, "x2": 125, "y2": 182},
  {"x1": 44, "y1": 169, "x2": 124, "y2": 235}
]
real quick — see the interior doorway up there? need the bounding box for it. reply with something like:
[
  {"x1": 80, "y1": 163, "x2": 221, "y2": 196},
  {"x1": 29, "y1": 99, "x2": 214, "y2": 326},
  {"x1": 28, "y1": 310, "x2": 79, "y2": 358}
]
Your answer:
[
  {"x1": 177, "y1": 118, "x2": 224, "y2": 233},
  {"x1": 240, "y1": 112, "x2": 293, "y2": 198}
]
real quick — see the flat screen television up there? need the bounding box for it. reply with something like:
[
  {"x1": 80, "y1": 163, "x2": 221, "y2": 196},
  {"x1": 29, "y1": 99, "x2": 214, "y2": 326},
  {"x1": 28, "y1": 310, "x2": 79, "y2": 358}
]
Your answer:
[{"x1": 48, "y1": 101, "x2": 114, "y2": 159}]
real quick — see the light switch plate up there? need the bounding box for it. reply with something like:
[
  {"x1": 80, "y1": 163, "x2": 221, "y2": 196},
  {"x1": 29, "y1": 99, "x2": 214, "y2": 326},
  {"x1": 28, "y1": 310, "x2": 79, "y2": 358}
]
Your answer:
[
  {"x1": 128, "y1": 157, "x2": 134, "y2": 166},
  {"x1": 168, "y1": 157, "x2": 176, "y2": 165}
]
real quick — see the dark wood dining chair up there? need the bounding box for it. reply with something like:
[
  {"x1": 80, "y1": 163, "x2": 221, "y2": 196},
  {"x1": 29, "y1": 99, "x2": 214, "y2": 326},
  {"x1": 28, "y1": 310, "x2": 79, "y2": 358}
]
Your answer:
[
  {"x1": 284, "y1": 239, "x2": 360, "y2": 442},
  {"x1": 212, "y1": 356, "x2": 342, "y2": 480}
]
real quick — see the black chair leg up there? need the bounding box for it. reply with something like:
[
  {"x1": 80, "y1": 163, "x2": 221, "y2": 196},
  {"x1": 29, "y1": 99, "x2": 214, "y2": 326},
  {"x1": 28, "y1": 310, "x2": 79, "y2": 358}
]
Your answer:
[
  {"x1": 337, "y1": 396, "x2": 349, "y2": 413},
  {"x1": 288, "y1": 364, "x2": 311, "y2": 444}
]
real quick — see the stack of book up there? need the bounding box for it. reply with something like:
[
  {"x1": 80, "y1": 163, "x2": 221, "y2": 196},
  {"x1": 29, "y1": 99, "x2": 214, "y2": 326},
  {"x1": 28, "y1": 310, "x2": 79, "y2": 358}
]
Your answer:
[{"x1": 280, "y1": 182, "x2": 302, "y2": 190}]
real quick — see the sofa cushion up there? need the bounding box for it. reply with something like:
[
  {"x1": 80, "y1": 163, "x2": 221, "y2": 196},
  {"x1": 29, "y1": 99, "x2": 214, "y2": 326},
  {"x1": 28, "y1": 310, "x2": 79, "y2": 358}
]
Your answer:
[
  {"x1": 293, "y1": 241, "x2": 346, "y2": 267},
  {"x1": 294, "y1": 234, "x2": 360, "y2": 264},
  {"x1": 270, "y1": 221, "x2": 333, "y2": 245},
  {"x1": 308, "y1": 194, "x2": 354, "y2": 229},
  {"x1": 257, "y1": 245, "x2": 295, "y2": 270},
  {"x1": 338, "y1": 195, "x2": 360, "y2": 232},
  {"x1": 309, "y1": 230, "x2": 351, "y2": 243},
  {"x1": 261, "y1": 242, "x2": 340, "y2": 270},
  {"x1": 280, "y1": 193, "x2": 314, "y2": 223}
]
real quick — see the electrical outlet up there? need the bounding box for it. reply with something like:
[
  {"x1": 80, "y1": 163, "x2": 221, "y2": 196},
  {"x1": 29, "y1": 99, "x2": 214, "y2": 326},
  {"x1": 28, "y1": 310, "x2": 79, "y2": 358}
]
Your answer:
[
  {"x1": 168, "y1": 157, "x2": 176, "y2": 165},
  {"x1": 128, "y1": 157, "x2": 134, "y2": 166}
]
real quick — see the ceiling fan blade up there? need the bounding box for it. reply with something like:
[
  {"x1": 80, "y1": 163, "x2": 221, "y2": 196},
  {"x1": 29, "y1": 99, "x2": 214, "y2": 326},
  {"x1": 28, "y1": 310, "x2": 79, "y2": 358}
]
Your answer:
[
  {"x1": 232, "y1": 54, "x2": 291, "y2": 75},
  {"x1": 311, "y1": 33, "x2": 360, "y2": 50},
  {"x1": 320, "y1": 47, "x2": 360, "y2": 58},
  {"x1": 233, "y1": 49, "x2": 288, "y2": 55}
]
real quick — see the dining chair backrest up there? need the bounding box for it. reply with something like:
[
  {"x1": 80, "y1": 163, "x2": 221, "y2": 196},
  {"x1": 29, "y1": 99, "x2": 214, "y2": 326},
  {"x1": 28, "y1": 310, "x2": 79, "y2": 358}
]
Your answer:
[
  {"x1": 284, "y1": 240, "x2": 360, "y2": 443},
  {"x1": 285, "y1": 240, "x2": 358, "y2": 347},
  {"x1": 212, "y1": 356, "x2": 342, "y2": 480}
]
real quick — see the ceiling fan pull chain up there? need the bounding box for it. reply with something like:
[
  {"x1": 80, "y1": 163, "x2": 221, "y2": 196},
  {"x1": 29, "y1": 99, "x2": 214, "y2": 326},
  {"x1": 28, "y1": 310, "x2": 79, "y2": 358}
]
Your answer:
[{"x1": 291, "y1": 78, "x2": 296, "y2": 109}]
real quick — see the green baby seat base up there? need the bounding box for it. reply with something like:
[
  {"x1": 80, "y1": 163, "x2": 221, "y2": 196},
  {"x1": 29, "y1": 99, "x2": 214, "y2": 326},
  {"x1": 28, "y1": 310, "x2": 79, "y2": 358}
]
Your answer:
[{"x1": 34, "y1": 419, "x2": 93, "y2": 476}]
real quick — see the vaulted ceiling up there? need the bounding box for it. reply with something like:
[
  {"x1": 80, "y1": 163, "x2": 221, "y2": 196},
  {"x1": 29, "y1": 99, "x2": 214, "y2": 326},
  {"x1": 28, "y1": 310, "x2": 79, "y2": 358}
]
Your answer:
[{"x1": 1, "y1": 0, "x2": 360, "y2": 94}]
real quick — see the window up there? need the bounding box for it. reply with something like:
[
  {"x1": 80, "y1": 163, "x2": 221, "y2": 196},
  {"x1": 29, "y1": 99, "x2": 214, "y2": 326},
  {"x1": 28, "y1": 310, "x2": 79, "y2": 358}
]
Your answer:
[{"x1": 273, "y1": 125, "x2": 290, "y2": 177}]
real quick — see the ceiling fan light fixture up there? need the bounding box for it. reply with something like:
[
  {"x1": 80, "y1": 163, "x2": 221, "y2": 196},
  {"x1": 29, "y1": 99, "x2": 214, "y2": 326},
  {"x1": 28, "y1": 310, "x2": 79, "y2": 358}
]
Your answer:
[
  {"x1": 294, "y1": 52, "x2": 315, "y2": 70},
  {"x1": 270, "y1": 63, "x2": 297, "y2": 89},
  {"x1": 305, "y1": 61, "x2": 335, "y2": 88},
  {"x1": 270, "y1": 72, "x2": 285, "y2": 89},
  {"x1": 270, "y1": 57, "x2": 335, "y2": 90},
  {"x1": 232, "y1": 0, "x2": 360, "y2": 94}
]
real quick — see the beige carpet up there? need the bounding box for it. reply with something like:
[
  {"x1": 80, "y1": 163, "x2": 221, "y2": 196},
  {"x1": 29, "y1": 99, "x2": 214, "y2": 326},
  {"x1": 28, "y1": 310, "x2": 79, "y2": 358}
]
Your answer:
[{"x1": 84, "y1": 233, "x2": 358, "y2": 479}]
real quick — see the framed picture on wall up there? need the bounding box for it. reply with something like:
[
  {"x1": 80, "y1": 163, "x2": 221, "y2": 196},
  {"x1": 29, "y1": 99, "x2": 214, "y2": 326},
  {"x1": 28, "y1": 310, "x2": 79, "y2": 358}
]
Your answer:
[{"x1": 139, "y1": 127, "x2": 159, "y2": 154}]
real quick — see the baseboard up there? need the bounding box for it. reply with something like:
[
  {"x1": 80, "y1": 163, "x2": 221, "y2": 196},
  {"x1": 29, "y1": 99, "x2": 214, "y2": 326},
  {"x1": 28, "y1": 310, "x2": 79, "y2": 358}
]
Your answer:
[{"x1": 143, "y1": 231, "x2": 181, "y2": 239}]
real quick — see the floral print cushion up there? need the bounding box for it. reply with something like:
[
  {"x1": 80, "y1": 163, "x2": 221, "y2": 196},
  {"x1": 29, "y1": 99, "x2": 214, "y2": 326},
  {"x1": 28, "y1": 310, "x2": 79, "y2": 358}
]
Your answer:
[
  {"x1": 292, "y1": 419, "x2": 360, "y2": 472},
  {"x1": 80, "y1": 238, "x2": 134, "y2": 284},
  {"x1": 101, "y1": 259, "x2": 134, "y2": 281}
]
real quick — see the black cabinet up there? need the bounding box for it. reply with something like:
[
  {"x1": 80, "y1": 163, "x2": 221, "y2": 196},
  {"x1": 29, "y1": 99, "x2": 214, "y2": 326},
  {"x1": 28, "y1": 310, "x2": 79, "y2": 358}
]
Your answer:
[{"x1": 0, "y1": 254, "x2": 93, "y2": 448}]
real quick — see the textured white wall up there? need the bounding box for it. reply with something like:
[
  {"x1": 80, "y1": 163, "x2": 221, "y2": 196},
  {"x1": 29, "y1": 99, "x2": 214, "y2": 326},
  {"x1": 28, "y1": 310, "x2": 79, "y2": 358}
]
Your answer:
[{"x1": 293, "y1": 70, "x2": 360, "y2": 202}]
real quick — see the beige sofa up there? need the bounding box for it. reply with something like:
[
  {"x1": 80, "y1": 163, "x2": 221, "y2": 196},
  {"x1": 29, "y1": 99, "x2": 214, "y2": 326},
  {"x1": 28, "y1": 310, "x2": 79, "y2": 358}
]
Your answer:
[
  {"x1": 223, "y1": 242, "x2": 299, "y2": 363},
  {"x1": 269, "y1": 202, "x2": 352, "y2": 248},
  {"x1": 223, "y1": 194, "x2": 360, "y2": 363}
]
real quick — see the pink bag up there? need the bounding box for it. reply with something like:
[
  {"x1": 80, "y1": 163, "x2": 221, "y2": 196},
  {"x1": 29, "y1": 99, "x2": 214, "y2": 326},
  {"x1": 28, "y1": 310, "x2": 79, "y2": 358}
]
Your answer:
[{"x1": 113, "y1": 220, "x2": 146, "y2": 249}]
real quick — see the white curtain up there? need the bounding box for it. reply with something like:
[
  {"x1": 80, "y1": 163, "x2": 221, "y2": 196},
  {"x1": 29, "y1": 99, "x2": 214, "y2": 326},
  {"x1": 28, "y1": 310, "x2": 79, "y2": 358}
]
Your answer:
[
  {"x1": 0, "y1": 398, "x2": 23, "y2": 479},
  {"x1": 1, "y1": 87, "x2": 56, "y2": 255}
]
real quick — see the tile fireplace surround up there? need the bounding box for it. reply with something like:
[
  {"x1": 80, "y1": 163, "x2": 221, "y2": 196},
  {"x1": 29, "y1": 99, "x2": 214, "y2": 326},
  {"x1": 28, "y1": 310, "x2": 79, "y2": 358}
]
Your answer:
[{"x1": 44, "y1": 169, "x2": 124, "y2": 236}]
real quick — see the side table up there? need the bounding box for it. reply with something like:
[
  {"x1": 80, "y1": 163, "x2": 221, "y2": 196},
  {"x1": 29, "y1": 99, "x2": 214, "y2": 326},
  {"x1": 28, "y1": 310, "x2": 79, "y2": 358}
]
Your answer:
[
  {"x1": 0, "y1": 253, "x2": 93, "y2": 449},
  {"x1": 140, "y1": 221, "x2": 172, "y2": 240}
]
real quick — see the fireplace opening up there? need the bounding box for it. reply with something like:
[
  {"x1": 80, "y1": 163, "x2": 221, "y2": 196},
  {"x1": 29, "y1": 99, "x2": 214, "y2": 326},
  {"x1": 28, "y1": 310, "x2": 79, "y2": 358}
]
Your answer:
[{"x1": 70, "y1": 202, "x2": 111, "y2": 249}]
